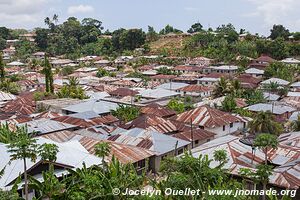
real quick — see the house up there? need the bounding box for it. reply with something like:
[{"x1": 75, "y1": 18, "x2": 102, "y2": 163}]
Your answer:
[
  {"x1": 197, "y1": 77, "x2": 220, "y2": 86},
  {"x1": 244, "y1": 68, "x2": 264, "y2": 78},
  {"x1": 42, "y1": 131, "x2": 155, "y2": 174},
  {"x1": 172, "y1": 128, "x2": 215, "y2": 148},
  {"x1": 290, "y1": 82, "x2": 300, "y2": 91},
  {"x1": 175, "y1": 105, "x2": 249, "y2": 137},
  {"x1": 281, "y1": 58, "x2": 300, "y2": 65},
  {"x1": 19, "y1": 33, "x2": 36, "y2": 42},
  {"x1": 203, "y1": 65, "x2": 239, "y2": 75},
  {"x1": 50, "y1": 59, "x2": 74, "y2": 67},
  {"x1": 32, "y1": 52, "x2": 45, "y2": 60},
  {"x1": 94, "y1": 59, "x2": 111, "y2": 67},
  {"x1": 189, "y1": 135, "x2": 300, "y2": 196},
  {"x1": 260, "y1": 78, "x2": 290, "y2": 87},
  {"x1": 137, "y1": 88, "x2": 180, "y2": 100},
  {"x1": 173, "y1": 65, "x2": 203, "y2": 74},
  {"x1": 0, "y1": 91, "x2": 16, "y2": 105},
  {"x1": 150, "y1": 74, "x2": 177, "y2": 83},
  {"x1": 7, "y1": 61, "x2": 25, "y2": 67},
  {"x1": 107, "y1": 127, "x2": 190, "y2": 172},
  {"x1": 172, "y1": 75, "x2": 201, "y2": 84},
  {"x1": 17, "y1": 80, "x2": 38, "y2": 91},
  {"x1": 155, "y1": 82, "x2": 189, "y2": 92},
  {"x1": 140, "y1": 103, "x2": 176, "y2": 118},
  {"x1": 0, "y1": 137, "x2": 102, "y2": 198},
  {"x1": 108, "y1": 88, "x2": 139, "y2": 98},
  {"x1": 2, "y1": 46, "x2": 16, "y2": 57},
  {"x1": 178, "y1": 84, "x2": 212, "y2": 97},
  {"x1": 63, "y1": 99, "x2": 119, "y2": 116},
  {"x1": 36, "y1": 98, "x2": 86, "y2": 113},
  {"x1": 236, "y1": 74, "x2": 261, "y2": 89},
  {"x1": 19, "y1": 118, "x2": 78, "y2": 135},
  {"x1": 122, "y1": 114, "x2": 179, "y2": 134},
  {"x1": 248, "y1": 55, "x2": 275, "y2": 69},
  {"x1": 245, "y1": 103, "x2": 296, "y2": 122},
  {"x1": 187, "y1": 57, "x2": 213, "y2": 66}
]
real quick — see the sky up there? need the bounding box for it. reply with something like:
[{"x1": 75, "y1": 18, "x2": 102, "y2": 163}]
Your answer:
[{"x1": 0, "y1": 0, "x2": 299, "y2": 36}]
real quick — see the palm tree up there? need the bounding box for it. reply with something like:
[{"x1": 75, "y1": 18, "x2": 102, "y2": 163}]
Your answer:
[
  {"x1": 292, "y1": 115, "x2": 300, "y2": 131},
  {"x1": 111, "y1": 105, "x2": 140, "y2": 123},
  {"x1": 0, "y1": 53, "x2": 5, "y2": 83},
  {"x1": 7, "y1": 126, "x2": 38, "y2": 200},
  {"x1": 254, "y1": 133, "x2": 278, "y2": 165},
  {"x1": 0, "y1": 123, "x2": 16, "y2": 143},
  {"x1": 38, "y1": 143, "x2": 59, "y2": 170},
  {"x1": 213, "y1": 77, "x2": 229, "y2": 97},
  {"x1": 94, "y1": 142, "x2": 111, "y2": 166},
  {"x1": 248, "y1": 111, "x2": 283, "y2": 135},
  {"x1": 29, "y1": 166, "x2": 65, "y2": 200}
]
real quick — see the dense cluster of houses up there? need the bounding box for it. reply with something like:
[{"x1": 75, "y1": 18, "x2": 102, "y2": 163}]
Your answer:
[{"x1": 1, "y1": 36, "x2": 300, "y2": 198}]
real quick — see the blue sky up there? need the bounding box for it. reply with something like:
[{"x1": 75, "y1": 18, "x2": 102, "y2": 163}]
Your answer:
[{"x1": 0, "y1": 0, "x2": 299, "y2": 36}]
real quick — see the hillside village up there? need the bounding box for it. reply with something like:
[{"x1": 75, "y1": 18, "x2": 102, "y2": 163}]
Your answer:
[{"x1": 0, "y1": 17, "x2": 300, "y2": 200}]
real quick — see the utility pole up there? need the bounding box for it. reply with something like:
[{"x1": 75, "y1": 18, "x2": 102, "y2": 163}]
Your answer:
[{"x1": 190, "y1": 118, "x2": 194, "y2": 149}]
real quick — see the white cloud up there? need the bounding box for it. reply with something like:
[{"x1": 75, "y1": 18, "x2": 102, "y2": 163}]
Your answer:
[
  {"x1": 0, "y1": 0, "x2": 48, "y2": 28},
  {"x1": 246, "y1": 0, "x2": 300, "y2": 29},
  {"x1": 67, "y1": 4, "x2": 94, "y2": 14}
]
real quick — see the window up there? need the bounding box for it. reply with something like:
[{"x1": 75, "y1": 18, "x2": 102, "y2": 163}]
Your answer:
[
  {"x1": 137, "y1": 159, "x2": 146, "y2": 169},
  {"x1": 230, "y1": 123, "x2": 233, "y2": 128},
  {"x1": 207, "y1": 139, "x2": 211, "y2": 142},
  {"x1": 195, "y1": 140, "x2": 199, "y2": 145},
  {"x1": 177, "y1": 149, "x2": 184, "y2": 155},
  {"x1": 223, "y1": 125, "x2": 225, "y2": 131}
]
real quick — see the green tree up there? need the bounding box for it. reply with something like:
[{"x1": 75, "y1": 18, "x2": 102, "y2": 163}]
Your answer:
[
  {"x1": 254, "y1": 133, "x2": 278, "y2": 165},
  {"x1": 111, "y1": 105, "x2": 140, "y2": 123},
  {"x1": 248, "y1": 111, "x2": 283, "y2": 135},
  {"x1": 187, "y1": 22, "x2": 203, "y2": 33},
  {"x1": 0, "y1": 53, "x2": 5, "y2": 82},
  {"x1": 146, "y1": 26, "x2": 159, "y2": 42},
  {"x1": 94, "y1": 142, "x2": 111, "y2": 166},
  {"x1": 38, "y1": 143, "x2": 59, "y2": 170},
  {"x1": 167, "y1": 98, "x2": 185, "y2": 114},
  {"x1": 221, "y1": 96, "x2": 237, "y2": 112},
  {"x1": 159, "y1": 24, "x2": 183, "y2": 35},
  {"x1": 213, "y1": 149, "x2": 228, "y2": 167},
  {"x1": 29, "y1": 166, "x2": 65, "y2": 200},
  {"x1": 7, "y1": 126, "x2": 38, "y2": 200},
  {"x1": 292, "y1": 115, "x2": 300, "y2": 131},
  {"x1": 57, "y1": 77, "x2": 88, "y2": 99},
  {"x1": 213, "y1": 77, "x2": 231, "y2": 97},
  {"x1": 269, "y1": 24, "x2": 290, "y2": 40},
  {"x1": 0, "y1": 123, "x2": 16, "y2": 143},
  {"x1": 42, "y1": 55, "x2": 54, "y2": 94}
]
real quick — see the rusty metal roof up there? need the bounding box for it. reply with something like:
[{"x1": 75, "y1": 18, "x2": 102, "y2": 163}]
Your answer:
[
  {"x1": 122, "y1": 114, "x2": 178, "y2": 134},
  {"x1": 175, "y1": 105, "x2": 247, "y2": 128},
  {"x1": 41, "y1": 131, "x2": 155, "y2": 164},
  {"x1": 172, "y1": 129, "x2": 215, "y2": 142},
  {"x1": 108, "y1": 128, "x2": 190, "y2": 155},
  {"x1": 108, "y1": 88, "x2": 139, "y2": 97},
  {"x1": 178, "y1": 84, "x2": 212, "y2": 93},
  {"x1": 52, "y1": 114, "x2": 118, "y2": 128},
  {"x1": 191, "y1": 135, "x2": 300, "y2": 189},
  {"x1": 140, "y1": 103, "x2": 176, "y2": 118}
]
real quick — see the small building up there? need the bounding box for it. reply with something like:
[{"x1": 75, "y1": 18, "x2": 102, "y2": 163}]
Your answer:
[
  {"x1": 203, "y1": 65, "x2": 239, "y2": 75},
  {"x1": 32, "y1": 52, "x2": 45, "y2": 60},
  {"x1": 260, "y1": 78, "x2": 290, "y2": 87},
  {"x1": 150, "y1": 74, "x2": 177, "y2": 83},
  {"x1": 175, "y1": 105, "x2": 249, "y2": 137},
  {"x1": 197, "y1": 77, "x2": 220, "y2": 86},
  {"x1": 281, "y1": 58, "x2": 300, "y2": 65},
  {"x1": 245, "y1": 103, "x2": 296, "y2": 122},
  {"x1": 244, "y1": 68, "x2": 264, "y2": 78},
  {"x1": 178, "y1": 84, "x2": 212, "y2": 97}
]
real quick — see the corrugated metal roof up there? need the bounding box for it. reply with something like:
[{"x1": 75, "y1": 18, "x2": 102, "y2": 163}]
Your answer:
[
  {"x1": 0, "y1": 138, "x2": 102, "y2": 189},
  {"x1": 19, "y1": 118, "x2": 77, "y2": 134},
  {"x1": 108, "y1": 127, "x2": 190, "y2": 155},
  {"x1": 190, "y1": 135, "x2": 300, "y2": 189},
  {"x1": 0, "y1": 91, "x2": 16, "y2": 101},
  {"x1": 175, "y1": 105, "x2": 247, "y2": 128},
  {"x1": 140, "y1": 103, "x2": 175, "y2": 118},
  {"x1": 122, "y1": 114, "x2": 178, "y2": 134}
]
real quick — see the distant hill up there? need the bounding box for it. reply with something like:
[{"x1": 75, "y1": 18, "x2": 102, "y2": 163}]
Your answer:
[{"x1": 149, "y1": 35, "x2": 190, "y2": 55}]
